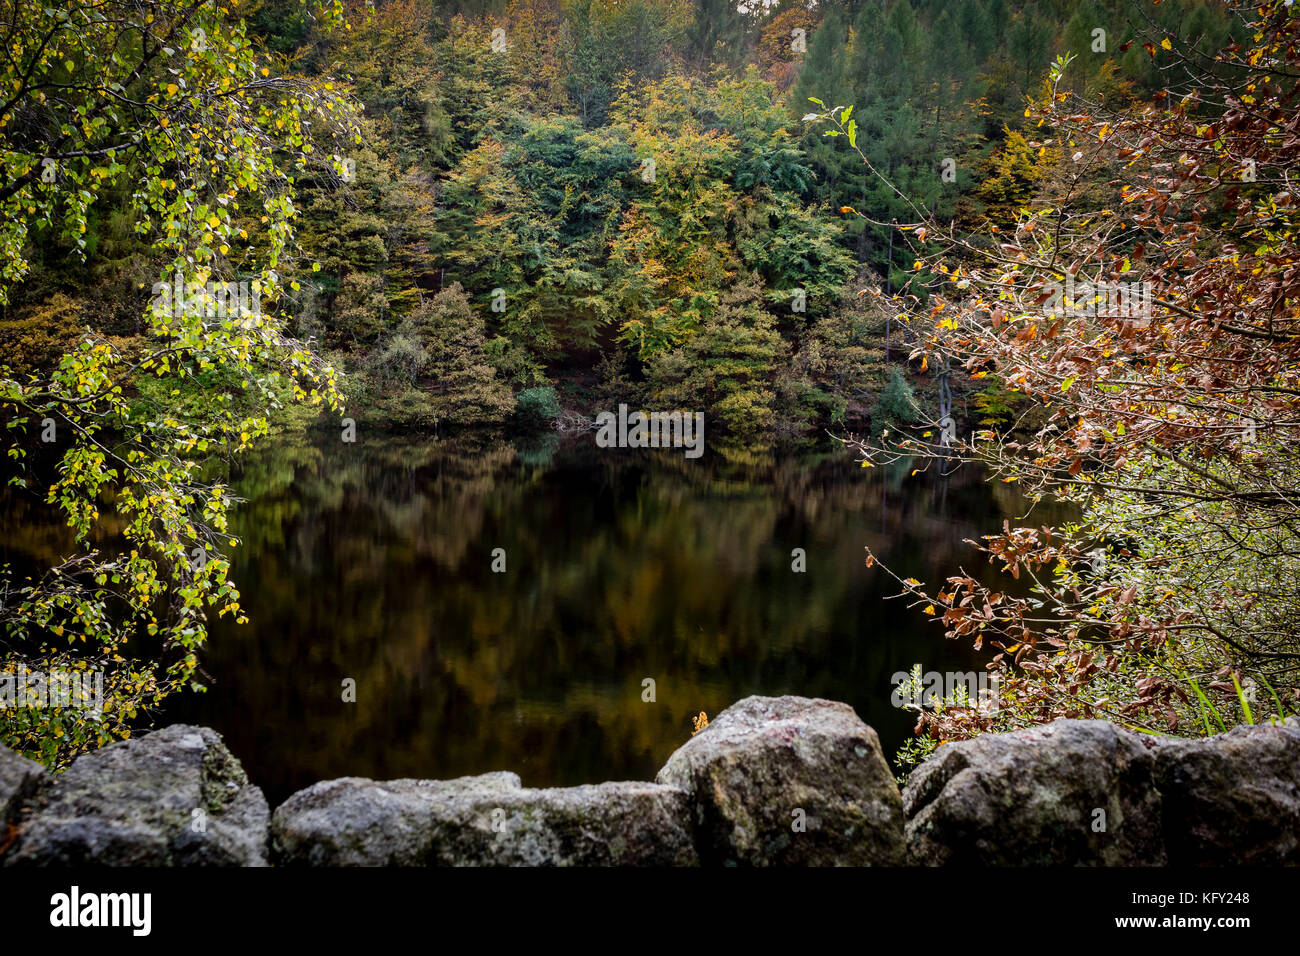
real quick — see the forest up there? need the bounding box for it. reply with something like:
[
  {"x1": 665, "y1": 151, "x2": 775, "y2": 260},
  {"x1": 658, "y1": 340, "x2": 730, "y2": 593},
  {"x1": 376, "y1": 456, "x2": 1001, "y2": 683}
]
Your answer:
[{"x1": 1, "y1": 0, "x2": 1297, "y2": 801}]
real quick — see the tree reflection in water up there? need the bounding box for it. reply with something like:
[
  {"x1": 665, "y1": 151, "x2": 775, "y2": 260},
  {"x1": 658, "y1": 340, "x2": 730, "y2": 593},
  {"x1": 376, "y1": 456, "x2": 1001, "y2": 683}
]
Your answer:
[{"x1": 127, "y1": 428, "x2": 1051, "y2": 805}]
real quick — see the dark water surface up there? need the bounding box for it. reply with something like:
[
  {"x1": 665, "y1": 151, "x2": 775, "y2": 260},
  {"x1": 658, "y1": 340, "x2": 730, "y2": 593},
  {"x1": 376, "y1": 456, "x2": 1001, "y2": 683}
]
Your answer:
[{"x1": 150, "y1": 429, "x2": 1036, "y2": 806}]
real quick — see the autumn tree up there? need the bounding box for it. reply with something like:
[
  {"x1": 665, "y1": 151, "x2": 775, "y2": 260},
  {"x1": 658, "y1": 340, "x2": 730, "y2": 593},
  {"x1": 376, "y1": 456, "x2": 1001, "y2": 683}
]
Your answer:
[
  {"x1": 646, "y1": 273, "x2": 788, "y2": 442},
  {"x1": 0, "y1": 0, "x2": 358, "y2": 765},
  {"x1": 813, "y1": 1, "x2": 1300, "y2": 749},
  {"x1": 366, "y1": 282, "x2": 514, "y2": 427},
  {"x1": 611, "y1": 72, "x2": 851, "y2": 361}
]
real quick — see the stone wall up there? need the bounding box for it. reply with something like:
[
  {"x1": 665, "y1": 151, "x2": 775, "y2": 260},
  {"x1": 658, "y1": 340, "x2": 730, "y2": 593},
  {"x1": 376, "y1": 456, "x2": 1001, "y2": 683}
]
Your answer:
[{"x1": 2, "y1": 696, "x2": 1297, "y2": 866}]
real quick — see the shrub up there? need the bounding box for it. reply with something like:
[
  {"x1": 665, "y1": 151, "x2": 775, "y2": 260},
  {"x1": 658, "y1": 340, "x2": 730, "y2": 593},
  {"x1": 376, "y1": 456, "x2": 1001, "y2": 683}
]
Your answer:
[
  {"x1": 873, "y1": 367, "x2": 919, "y2": 436},
  {"x1": 513, "y1": 386, "x2": 561, "y2": 430}
]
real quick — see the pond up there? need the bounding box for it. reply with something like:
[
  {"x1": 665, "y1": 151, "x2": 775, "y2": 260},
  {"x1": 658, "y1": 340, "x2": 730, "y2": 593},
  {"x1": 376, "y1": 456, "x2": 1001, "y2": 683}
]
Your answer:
[{"x1": 143, "y1": 427, "x2": 1038, "y2": 806}]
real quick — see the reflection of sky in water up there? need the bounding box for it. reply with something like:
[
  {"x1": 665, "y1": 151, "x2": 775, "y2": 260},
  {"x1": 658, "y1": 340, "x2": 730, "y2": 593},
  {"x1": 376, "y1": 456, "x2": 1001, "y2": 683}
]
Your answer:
[{"x1": 3, "y1": 429, "x2": 1049, "y2": 805}]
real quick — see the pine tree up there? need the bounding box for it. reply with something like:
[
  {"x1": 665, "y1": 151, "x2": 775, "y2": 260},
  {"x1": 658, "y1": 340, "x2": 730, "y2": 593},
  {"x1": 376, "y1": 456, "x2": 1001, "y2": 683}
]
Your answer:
[
  {"x1": 367, "y1": 283, "x2": 515, "y2": 428},
  {"x1": 874, "y1": 366, "x2": 920, "y2": 436},
  {"x1": 647, "y1": 274, "x2": 788, "y2": 441}
]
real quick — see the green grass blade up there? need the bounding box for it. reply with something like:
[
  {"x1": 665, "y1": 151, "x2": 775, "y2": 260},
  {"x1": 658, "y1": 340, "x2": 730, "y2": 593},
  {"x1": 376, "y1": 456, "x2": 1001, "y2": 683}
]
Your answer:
[
  {"x1": 1189, "y1": 676, "x2": 1225, "y2": 734},
  {"x1": 1231, "y1": 674, "x2": 1254, "y2": 725}
]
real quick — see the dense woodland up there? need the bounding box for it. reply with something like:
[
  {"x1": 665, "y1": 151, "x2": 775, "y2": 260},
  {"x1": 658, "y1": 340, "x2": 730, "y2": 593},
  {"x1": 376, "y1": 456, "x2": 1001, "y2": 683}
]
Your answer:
[
  {"x1": 2, "y1": 0, "x2": 1296, "y2": 769},
  {"x1": 5, "y1": 0, "x2": 1237, "y2": 443}
]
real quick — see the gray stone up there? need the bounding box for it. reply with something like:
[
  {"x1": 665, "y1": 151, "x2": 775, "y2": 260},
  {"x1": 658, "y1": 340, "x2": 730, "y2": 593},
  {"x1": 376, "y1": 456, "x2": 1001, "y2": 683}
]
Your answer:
[
  {"x1": 1153, "y1": 720, "x2": 1300, "y2": 865},
  {"x1": 7, "y1": 706, "x2": 1293, "y2": 867},
  {"x1": 903, "y1": 719, "x2": 1165, "y2": 865},
  {"x1": 0, "y1": 744, "x2": 46, "y2": 828},
  {"x1": 3, "y1": 725, "x2": 269, "y2": 866},
  {"x1": 656, "y1": 695, "x2": 904, "y2": 866},
  {"x1": 902, "y1": 717, "x2": 1300, "y2": 866},
  {"x1": 272, "y1": 774, "x2": 698, "y2": 866},
  {"x1": 271, "y1": 773, "x2": 521, "y2": 866}
]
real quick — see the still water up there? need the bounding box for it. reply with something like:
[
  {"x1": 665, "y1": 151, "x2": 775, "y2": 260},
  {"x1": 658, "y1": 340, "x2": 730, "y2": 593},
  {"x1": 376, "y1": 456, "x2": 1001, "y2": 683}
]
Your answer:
[{"x1": 150, "y1": 428, "x2": 1035, "y2": 806}]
